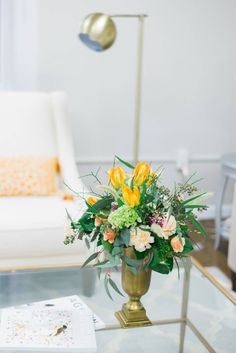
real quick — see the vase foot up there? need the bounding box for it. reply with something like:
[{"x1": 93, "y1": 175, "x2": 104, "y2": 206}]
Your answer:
[{"x1": 115, "y1": 304, "x2": 152, "y2": 328}]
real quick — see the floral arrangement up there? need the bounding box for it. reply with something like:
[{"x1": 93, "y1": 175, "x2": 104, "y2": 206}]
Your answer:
[{"x1": 65, "y1": 156, "x2": 208, "y2": 298}]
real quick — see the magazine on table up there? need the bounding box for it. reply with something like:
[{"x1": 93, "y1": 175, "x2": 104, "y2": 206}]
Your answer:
[
  {"x1": 13, "y1": 295, "x2": 105, "y2": 330},
  {"x1": 0, "y1": 295, "x2": 105, "y2": 352},
  {"x1": 0, "y1": 306, "x2": 97, "y2": 352}
]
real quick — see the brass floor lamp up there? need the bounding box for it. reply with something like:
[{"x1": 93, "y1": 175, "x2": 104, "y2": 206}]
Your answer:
[{"x1": 78, "y1": 13, "x2": 147, "y2": 164}]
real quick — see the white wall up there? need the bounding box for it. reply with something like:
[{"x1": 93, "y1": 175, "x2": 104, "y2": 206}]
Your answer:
[{"x1": 2, "y1": 0, "x2": 236, "y2": 208}]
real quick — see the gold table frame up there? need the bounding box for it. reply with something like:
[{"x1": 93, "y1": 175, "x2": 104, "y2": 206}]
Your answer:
[
  {"x1": 0, "y1": 257, "x2": 235, "y2": 353},
  {"x1": 97, "y1": 257, "x2": 236, "y2": 353}
]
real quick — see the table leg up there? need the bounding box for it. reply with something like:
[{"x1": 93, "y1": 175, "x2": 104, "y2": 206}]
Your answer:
[
  {"x1": 232, "y1": 271, "x2": 236, "y2": 292},
  {"x1": 179, "y1": 258, "x2": 191, "y2": 353},
  {"x1": 215, "y1": 174, "x2": 228, "y2": 249}
]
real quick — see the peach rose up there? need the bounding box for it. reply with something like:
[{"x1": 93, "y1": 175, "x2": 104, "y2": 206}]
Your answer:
[
  {"x1": 103, "y1": 229, "x2": 116, "y2": 244},
  {"x1": 95, "y1": 216, "x2": 107, "y2": 227},
  {"x1": 171, "y1": 236, "x2": 185, "y2": 253}
]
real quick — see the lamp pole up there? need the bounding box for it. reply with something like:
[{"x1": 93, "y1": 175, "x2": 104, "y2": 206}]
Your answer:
[
  {"x1": 79, "y1": 13, "x2": 147, "y2": 164},
  {"x1": 111, "y1": 14, "x2": 147, "y2": 164}
]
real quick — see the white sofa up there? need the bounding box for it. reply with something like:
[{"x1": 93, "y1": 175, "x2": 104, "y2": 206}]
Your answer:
[{"x1": 0, "y1": 91, "x2": 89, "y2": 270}]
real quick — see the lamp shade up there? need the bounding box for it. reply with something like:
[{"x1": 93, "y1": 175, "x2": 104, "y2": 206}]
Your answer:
[{"x1": 78, "y1": 13, "x2": 117, "y2": 51}]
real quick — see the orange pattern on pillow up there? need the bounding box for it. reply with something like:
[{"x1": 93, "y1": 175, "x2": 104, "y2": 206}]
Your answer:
[{"x1": 0, "y1": 157, "x2": 59, "y2": 196}]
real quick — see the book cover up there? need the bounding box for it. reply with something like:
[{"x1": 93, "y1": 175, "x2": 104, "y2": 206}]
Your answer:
[
  {"x1": 14, "y1": 295, "x2": 105, "y2": 330},
  {"x1": 0, "y1": 307, "x2": 97, "y2": 352}
]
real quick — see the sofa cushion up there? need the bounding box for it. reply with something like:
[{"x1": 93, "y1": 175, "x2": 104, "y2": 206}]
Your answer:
[
  {"x1": 0, "y1": 196, "x2": 79, "y2": 230},
  {"x1": 0, "y1": 196, "x2": 88, "y2": 266}
]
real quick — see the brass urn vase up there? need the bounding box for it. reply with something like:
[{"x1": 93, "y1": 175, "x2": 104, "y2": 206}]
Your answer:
[{"x1": 115, "y1": 247, "x2": 152, "y2": 328}]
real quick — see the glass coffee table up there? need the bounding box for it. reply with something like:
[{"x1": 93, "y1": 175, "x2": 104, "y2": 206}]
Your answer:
[{"x1": 0, "y1": 258, "x2": 235, "y2": 353}]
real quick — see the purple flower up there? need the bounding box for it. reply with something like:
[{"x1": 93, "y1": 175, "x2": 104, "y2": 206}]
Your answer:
[
  {"x1": 147, "y1": 214, "x2": 165, "y2": 227},
  {"x1": 146, "y1": 214, "x2": 158, "y2": 225},
  {"x1": 111, "y1": 202, "x2": 119, "y2": 212}
]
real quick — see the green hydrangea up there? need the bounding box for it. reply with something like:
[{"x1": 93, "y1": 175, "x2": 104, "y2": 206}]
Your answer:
[{"x1": 108, "y1": 205, "x2": 141, "y2": 229}]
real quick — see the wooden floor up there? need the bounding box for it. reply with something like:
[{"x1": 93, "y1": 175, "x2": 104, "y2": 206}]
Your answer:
[{"x1": 192, "y1": 219, "x2": 231, "y2": 278}]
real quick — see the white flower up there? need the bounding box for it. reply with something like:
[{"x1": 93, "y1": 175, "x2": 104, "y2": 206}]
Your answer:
[
  {"x1": 162, "y1": 215, "x2": 177, "y2": 237},
  {"x1": 150, "y1": 223, "x2": 165, "y2": 239},
  {"x1": 130, "y1": 227, "x2": 154, "y2": 252},
  {"x1": 151, "y1": 215, "x2": 177, "y2": 239}
]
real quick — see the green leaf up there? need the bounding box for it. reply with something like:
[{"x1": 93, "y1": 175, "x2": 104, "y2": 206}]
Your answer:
[
  {"x1": 97, "y1": 262, "x2": 118, "y2": 269},
  {"x1": 149, "y1": 248, "x2": 173, "y2": 274},
  {"x1": 176, "y1": 223, "x2": 183, "y2": 238},
  {"x1": 184, "y1": 204, "x2": 208, "y2": 209},
  {"x1": 182, "y1": 239, "x2": 194, "y2": 254},
  {"x1": 127, "y1": 265, "x2": 138, "y2": 274},
  {"x1": 85, "y1": 237, "x2": 90, "y2": 249},
  {"x1": 96, "y1": 253, "x2": 120, "y2": 268},
  {"x1": 120, "y1": 228, "x2": 130, "y2": 247},
  {"x1": 188, "y1": 214, "x2": 208, "y2": 237},
  {"x1": 66, "y1": 208, "x2": 73, "y2": 223},
  {"x1": 114, "y1": 235, "x2": 124, "y2": 247},
  {"x1": 94, "y1": 260, "x2": 109, "y2": 267},
  {"x1": 85, "y1": 201, "x2": 97, "y2": 213},
  {"x1": 130, "y1": 176, "x2": 134, "y2": 190},
  {"x1": 79, "y1": 212, "x2": 94, "y2": 233},
  {"x1": 180, "y1": 224, "x2": 188, "y2": 232},
  {"x1": 108, "y1": 278, "x2": 124, "y2": 297},
  {"x1": 117, "y1": 198, "x2": 124, "y2": 207},
  {"x1": 91, "y1": 197, "x2": 114, "y2": 213},
  {"x1": 95, "y1": 260, "x2": 119, "y2": 269},
  {"x1": 90, "y1": 229, "x2": 99, "y2": 242},
  {"x1": 149, "y1": 248, "x2": 161, "y2": 268},
  {"x1": 152, "y1": 263, "x2": 170, "y2": 275},
  {"x1": 82, "y1": 251, "x2": 100, "y2": 268},
  {"x1": 166, "y1": 257, "x2": 174, "y2": 271},
  {"x1": 134, "y1": 248, "x2": 148, "y2": 260},
  {"x1": 101, "y1": 239, "x2": 113, "y2": 252},
  {"x1": 123, "y1": 255, "x2": 142, "y2": 268},
  {"x1": 112, "y1": 247, "x2": 122, "y2": 256},
  {"x1": 115, "y1": 155, "x2": 135, "y2": 169},
  {"x1": 151, "y1": 262, "x2": 170, "y2": 274},
  {"x1": 182, "y1": 193, "x2": 207, "y2": 205},
  {"x1": 104, "y1": 276, "x2": 113, "y2": 300},
  {"x1": 97, "y1": 237, "x2": 102, "y2": 247}
]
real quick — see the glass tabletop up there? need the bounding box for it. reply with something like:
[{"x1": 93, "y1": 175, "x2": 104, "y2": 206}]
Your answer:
[{"x1": 0, "y1": 259, "x2": 235, "y2": 353}]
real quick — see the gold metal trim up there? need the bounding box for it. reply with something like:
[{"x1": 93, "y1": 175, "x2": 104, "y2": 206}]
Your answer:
[
  {"x1": 186, "y1": 318, "x2": 217, "y2": 353},
  {"x1": 97, "y1": 318, "x2": 183, "y2": 331},
  {"x1": 1, "y1": 256, "x2": 235, "y2": 306},
  {"x1": 0, "y1": 262, "x2": 89, "y2": 273},
  {"x1": 191, "y1": 256, "x2": 236, "y2": 305}
]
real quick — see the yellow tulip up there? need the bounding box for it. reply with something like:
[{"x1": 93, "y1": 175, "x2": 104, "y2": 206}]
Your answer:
[
  {"x1": 122, "y1": 184, "x2": 140, "y2": 207},
  {"x1": 108, "y1": 166, "x2": 125, "y2": 189},
  {"x1": 133, "y1": 162, "x2": 150, "y2": 186},
  {"x1": 87, "y1": 196, "x2": 98, "y2": 206}
]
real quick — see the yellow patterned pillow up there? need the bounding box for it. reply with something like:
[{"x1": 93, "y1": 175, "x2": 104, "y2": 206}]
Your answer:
[{"x1": 0, "y1": 157, "x2": 59, "y2": 196}]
